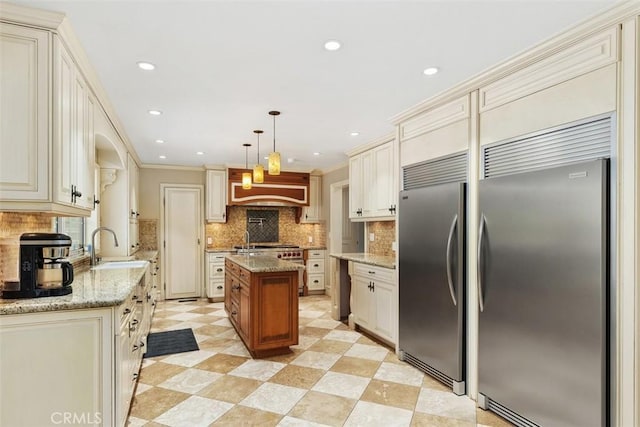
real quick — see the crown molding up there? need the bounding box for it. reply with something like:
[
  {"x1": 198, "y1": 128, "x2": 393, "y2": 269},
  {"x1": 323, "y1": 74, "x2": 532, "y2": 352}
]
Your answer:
[
  {"x1": 0, "y1": 2, "x2": 64, "y2": 29},
  {"x1": 390, "y1": 0, "x2": 640, "y2": 125}
]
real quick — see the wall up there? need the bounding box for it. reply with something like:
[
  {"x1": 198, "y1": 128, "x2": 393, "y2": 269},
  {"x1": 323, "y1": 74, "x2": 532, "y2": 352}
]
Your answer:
[
  {"x1": 366, "y1": 221, "x2": 395, "y2": 257},
  {"x1": 321, "y1": 165, "x2": 348, "y2": 228},
  {"x1": 0, "y1": 213, "x2": 53, "y2": 285},
  {"x1": 205, "y1": 206, "x2": 325, "y2": 249},
  {"x1": 137, "y1": 167, "x2": 205, "y2": 250}
]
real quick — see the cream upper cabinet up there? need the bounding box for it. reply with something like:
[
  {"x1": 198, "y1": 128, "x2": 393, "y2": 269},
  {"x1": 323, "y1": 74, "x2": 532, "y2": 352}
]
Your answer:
[
  {"x1": 479, "y1": 27, "x2": 618, "y2": 147},
  {"x1": 53, "y1": 37, "x2": 94, "y2": 212},
  {"x1": 349, "y1": 137, "x2": 397, "y2": 221},
  {"x1": 0, "y1": 23, "x2": 50, "y2": 203},
  {"x1": 128, "y1": 153, "x2": 139, "y2": 218},
  {"x1": 349, "y1": 155, "x2": 363, "y2": 218},
  {"x1": 301, "y1": 174, "x2": 322, "y2": 223},
  {"x1": 206, "y1": 169, "x2": 227, "y2": 222},
  {"x1": 0, "y1": 25, "x2": 94, "y2": 215}
]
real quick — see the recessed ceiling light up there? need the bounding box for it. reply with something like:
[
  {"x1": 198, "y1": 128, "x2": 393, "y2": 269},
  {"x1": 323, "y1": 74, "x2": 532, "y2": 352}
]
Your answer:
[
  {"x1": 313, "y1": 152, "x2": 321, "y2": 156},
  {"x1": 287, "y1": 158, "x2": 294, "y2": 163},
  {"x1": 159, "y1": 155, "x2": 166, "y2": 159},
  {"x1": 196, "y1": 151, "x2": 204, "y2": 155},
  {"x1": 155, "y1": 139, "x2": 165, "y2": 144},
  {"x1": 137, "y1": 61, "x2": 155, "y2": 71},
  {"x1": 148, "y1": 110, "x2": 162, "y2": 116},
  {"x1": 324, "y1": 40, "x2": 341, "y2": 51},
  {"x1": 263, "y1": 156, "x2": 269, "y2": 160},
  {"x1": 350, "y1": 132, "x2": 360, "y2": 136},
  {"x1": 423, "y1": 67, "x2": 439, "y2": 76}
]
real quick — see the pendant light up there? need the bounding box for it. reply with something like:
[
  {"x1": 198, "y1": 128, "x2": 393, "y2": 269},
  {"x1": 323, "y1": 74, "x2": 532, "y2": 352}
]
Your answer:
[
  {"x1": 253, "y1": 130, "x2": 264, "y2": 183},
  {"x1": 268, "y1": 110, "x2": 281, "y2": 175},
  {"x1": 242, "y1": 143, "x2": 252, "y2": 189}
]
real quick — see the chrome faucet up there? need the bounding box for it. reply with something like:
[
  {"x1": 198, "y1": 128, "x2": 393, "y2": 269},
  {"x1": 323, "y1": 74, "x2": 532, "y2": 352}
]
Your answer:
[
  {"x1": 90, "y1": 227, "x2": 119, "y2": 265},
  {"x1": 244, "y1": 230, "x2": 250, "y2": 256}
]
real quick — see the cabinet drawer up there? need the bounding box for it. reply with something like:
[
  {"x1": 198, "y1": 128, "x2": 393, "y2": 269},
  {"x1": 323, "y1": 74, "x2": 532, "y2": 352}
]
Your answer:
[
  {"x1": 306, "y1": 259, "x2": 325, "y2": 274},
  {"x1": 353, "y1": 262, "x2": 395, "y2": 283},
  {"x1": 225, "y1": 259, "x2": 239, "y2": 276},
  {"x1": 307, "y1": 274, "x2": 325, "y2": 291},
  {"x1": 209, "y1": 263, "x2": 225, "y2": 278},
  {"x1": 238, "y1": 266, "x2": 250, "y2": 284},
  {"x1": 208, "y1": 279, "x2": 224, "y2": 298},
  {"x1": 307, "y1": 249, "x2": 326, "y2": 259}
]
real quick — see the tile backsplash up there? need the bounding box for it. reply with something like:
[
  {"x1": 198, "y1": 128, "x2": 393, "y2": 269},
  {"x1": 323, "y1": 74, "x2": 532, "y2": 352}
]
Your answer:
[
  {"x1": 367, "y1": 221, "x2": 396, "y2": 257},
  {"x1": 206, "y1": 206, "x2": 326, "y2": 249},
  {"x1": 0, "y1": 212, "x2": 54, "y2": 285},
  {"x1": 139, "y1": 219, "x2": 158, "y2": 251}
]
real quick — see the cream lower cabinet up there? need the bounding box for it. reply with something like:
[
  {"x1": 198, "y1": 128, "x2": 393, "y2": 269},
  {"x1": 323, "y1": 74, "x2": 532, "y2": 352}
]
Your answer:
[
  {"x1": 350, "y1": 262, "x2": 397, "y2": 344},
  {"x1": 0, "y1": 271, "x2": 154, "y2": 427},
  {"x1": 0, "y1": 308, "x2": 114, "y2": 426},
  {"x1": 206, "y1": 252, "x2": 231, "y2": 302},
  {"x1": 305, "y1": 249, "x2": 326, "y2": 293}
]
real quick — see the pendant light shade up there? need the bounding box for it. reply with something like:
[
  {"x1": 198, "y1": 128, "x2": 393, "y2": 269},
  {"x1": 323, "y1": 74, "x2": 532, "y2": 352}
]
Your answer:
[
  {"x1": 242, "y1": 143, "x2": 252, "y2": 190},
  {"x1": 268, "y1": 110, "x2": 281, "y2": 175},
  {"x1": 253, "y1": 130, "x2": 264, "y2": 184}
]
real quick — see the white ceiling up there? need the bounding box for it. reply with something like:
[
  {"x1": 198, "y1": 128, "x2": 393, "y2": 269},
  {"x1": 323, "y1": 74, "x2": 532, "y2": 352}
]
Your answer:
[{"x1": 14, "y1": 0, "x2": 615, "y2": 171}]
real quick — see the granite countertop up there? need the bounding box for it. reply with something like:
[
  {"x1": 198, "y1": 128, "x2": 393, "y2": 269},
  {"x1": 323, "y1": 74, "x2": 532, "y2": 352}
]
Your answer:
[
  {"x1": 205, "y1": 248, "x2": 237, "y2": 253},
  {"x1": 0, "y1": 251, "x2": 158, "y2": 316},
  {"x1": 329, "y1": 253, "x2": 396, "y2": 269},
  {"x1": 226, "y1": 254, "x2": 305, "y2": 273}
]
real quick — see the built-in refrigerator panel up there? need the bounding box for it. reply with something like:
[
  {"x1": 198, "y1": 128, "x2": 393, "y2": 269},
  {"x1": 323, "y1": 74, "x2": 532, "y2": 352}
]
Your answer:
[
  {"x1": 478, "y1": 159, "x2": 607, "y2": 427},
  {"x1": 399, "y1": 182, "x2": 465, "y2": 392}
]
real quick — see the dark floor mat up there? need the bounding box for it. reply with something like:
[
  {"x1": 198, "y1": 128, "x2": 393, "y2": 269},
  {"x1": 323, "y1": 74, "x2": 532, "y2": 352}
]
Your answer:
[{"x1": 144, "y1": 328, "x2": 199, "y2": 358}]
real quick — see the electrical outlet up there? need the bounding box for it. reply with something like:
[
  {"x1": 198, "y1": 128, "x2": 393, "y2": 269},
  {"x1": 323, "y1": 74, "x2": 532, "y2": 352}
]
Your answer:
[
  {"x1": 206, "y1": 236, "x2": 213, "y2": 245},
  {"x1": 308, "y1": 236, "x2": 313, "y2": 243},
  {"x1": 392, "y1": 241, "x2": 397, "y2": 251},
  {"x1": 369, "y1": 233, "x2": 375, "y2": 242}
]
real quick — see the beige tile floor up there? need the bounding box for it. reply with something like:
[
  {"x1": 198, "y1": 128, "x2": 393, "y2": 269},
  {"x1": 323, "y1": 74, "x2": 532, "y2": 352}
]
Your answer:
[{"x1": 127, "y1": 295, "x2": 512, "y2": 427}]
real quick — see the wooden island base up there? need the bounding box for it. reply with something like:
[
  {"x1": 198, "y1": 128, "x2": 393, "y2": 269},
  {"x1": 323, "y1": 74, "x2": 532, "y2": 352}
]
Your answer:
[{"x1": 225, "y1": 255, "x2": 301, "y2": 358}]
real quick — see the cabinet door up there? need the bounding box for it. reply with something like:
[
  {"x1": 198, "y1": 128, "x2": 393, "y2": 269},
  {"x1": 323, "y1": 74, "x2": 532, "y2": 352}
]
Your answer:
[
  {"x1": 371, "y1": 141, "x2": 395, "y2": 217},
  {"x1": 0, "y1": 24, "x2": 50, "y2": 201},
  {"x1": 301, "y1": 175, "x2": 322, "y2": 223},
  {"x1": 373, "y1": 279, "x2": 396, "y2": 343},
  {"x1": 128, "y1": 219, "x2": 139, "y2": 255},
  {"x1": 349, "y1": 154, "x2": 363, "y2": 218},
  {"x1": 0, "y1": 309, "x2": 114, "y2": 427},
  {"x1": 206, "y1": 169, "x2": 227, "y2": 222},
  {"x1": 239, "y1": 283, "x2": 251, "y2": 340},
  {"x1": 128, "y1": 153, "x2": 139, "y2": 218},
  {"x1": 54, "y1": 38, "x2": 76, "y2": 206},
  {"x1": 78, "y1": 93, "x2": 96, "y2": 209},
  {"x1": 352, "y1": 276, "x2": 372, "y2": 329}
]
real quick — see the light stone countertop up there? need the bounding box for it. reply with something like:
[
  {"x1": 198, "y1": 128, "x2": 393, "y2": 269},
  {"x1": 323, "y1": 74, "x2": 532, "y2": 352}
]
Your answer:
[
  {"x1": 0, "y1": 251, "x2": 158, "y2": 316},
  {"x1": 226, "y1": 254, "x2": 305, "y2": 273},
  {"x1": 329, "y1": 253, "x2": 396, "y2": 269}
]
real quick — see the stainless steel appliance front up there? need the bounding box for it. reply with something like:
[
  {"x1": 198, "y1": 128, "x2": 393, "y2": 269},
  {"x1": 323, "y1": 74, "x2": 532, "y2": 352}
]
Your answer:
[
  {"x1": 478, "y1": 159, "x2": 608, "y2": 427},
  {"x1": 399, "y1": 182, "x2": 466, "y2": 393}
]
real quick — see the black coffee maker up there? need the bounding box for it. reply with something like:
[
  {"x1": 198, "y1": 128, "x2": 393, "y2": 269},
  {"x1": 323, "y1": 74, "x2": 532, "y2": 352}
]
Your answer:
[{"x1": 2, "y1": 233, "x2": 74, "y2": 299}]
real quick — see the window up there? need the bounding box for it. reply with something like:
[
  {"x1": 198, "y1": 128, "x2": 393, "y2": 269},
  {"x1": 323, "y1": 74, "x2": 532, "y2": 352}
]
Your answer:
[{"x1": 54, "y1": 217, "x2": 85, "y2": 256}]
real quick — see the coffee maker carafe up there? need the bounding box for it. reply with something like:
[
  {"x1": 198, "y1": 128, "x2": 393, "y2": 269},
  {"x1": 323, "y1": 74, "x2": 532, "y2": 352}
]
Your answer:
[{"x1": 2, "y1": 233, "x2": 74, "y2": 299}]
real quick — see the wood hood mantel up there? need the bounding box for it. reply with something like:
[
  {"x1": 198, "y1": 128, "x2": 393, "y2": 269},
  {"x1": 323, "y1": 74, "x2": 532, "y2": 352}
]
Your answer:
[{"x1": 228, "y1": 168, "x2": 310, "y2": 206}]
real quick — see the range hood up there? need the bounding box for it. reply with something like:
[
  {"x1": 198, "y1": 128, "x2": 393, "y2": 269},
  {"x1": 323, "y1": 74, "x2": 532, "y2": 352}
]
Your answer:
[{"x1": 228, "y1": 168, "x2": 310, "y2": 207}]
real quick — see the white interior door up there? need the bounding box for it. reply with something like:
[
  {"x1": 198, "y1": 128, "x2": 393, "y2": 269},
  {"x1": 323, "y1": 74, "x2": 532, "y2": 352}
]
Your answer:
[{"x1": 163, "y1": 185, "x2": 203, "y2": 299}]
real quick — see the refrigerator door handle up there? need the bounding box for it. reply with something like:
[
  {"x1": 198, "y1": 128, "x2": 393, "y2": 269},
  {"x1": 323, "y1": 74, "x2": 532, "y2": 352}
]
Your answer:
[
  {"x1": 445, "y1": 214, "x2": 458, "y2": 306},
  {"x1": 477, "y1": 214, "x2": 486, "y2": 312}
]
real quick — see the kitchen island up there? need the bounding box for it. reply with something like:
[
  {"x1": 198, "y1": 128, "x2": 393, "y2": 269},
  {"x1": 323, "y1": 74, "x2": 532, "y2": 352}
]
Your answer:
[{"x1": 225, "y1": 254, "x2": 304, "y2": 358}]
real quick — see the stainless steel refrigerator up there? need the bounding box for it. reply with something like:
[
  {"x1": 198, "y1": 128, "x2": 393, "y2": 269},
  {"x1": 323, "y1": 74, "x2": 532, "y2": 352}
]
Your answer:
[
  {"x1": 478, "y1": 159, "x2": 608, "y2": 427},
  {"x1": 398, "y1": 182, "x2": 466, "y2": 394}
]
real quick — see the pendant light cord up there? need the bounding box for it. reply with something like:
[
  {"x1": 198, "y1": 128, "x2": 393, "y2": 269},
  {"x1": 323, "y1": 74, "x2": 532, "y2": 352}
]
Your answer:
[{"x1": 273, "y1": 114, "x2": 276, "y2": 152}]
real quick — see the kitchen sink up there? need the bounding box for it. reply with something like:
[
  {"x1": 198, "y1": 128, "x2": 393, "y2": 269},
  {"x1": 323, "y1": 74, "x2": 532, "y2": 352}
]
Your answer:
[{"x1": 91, "y1": 260, "x2": 148, "y2": 270}]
